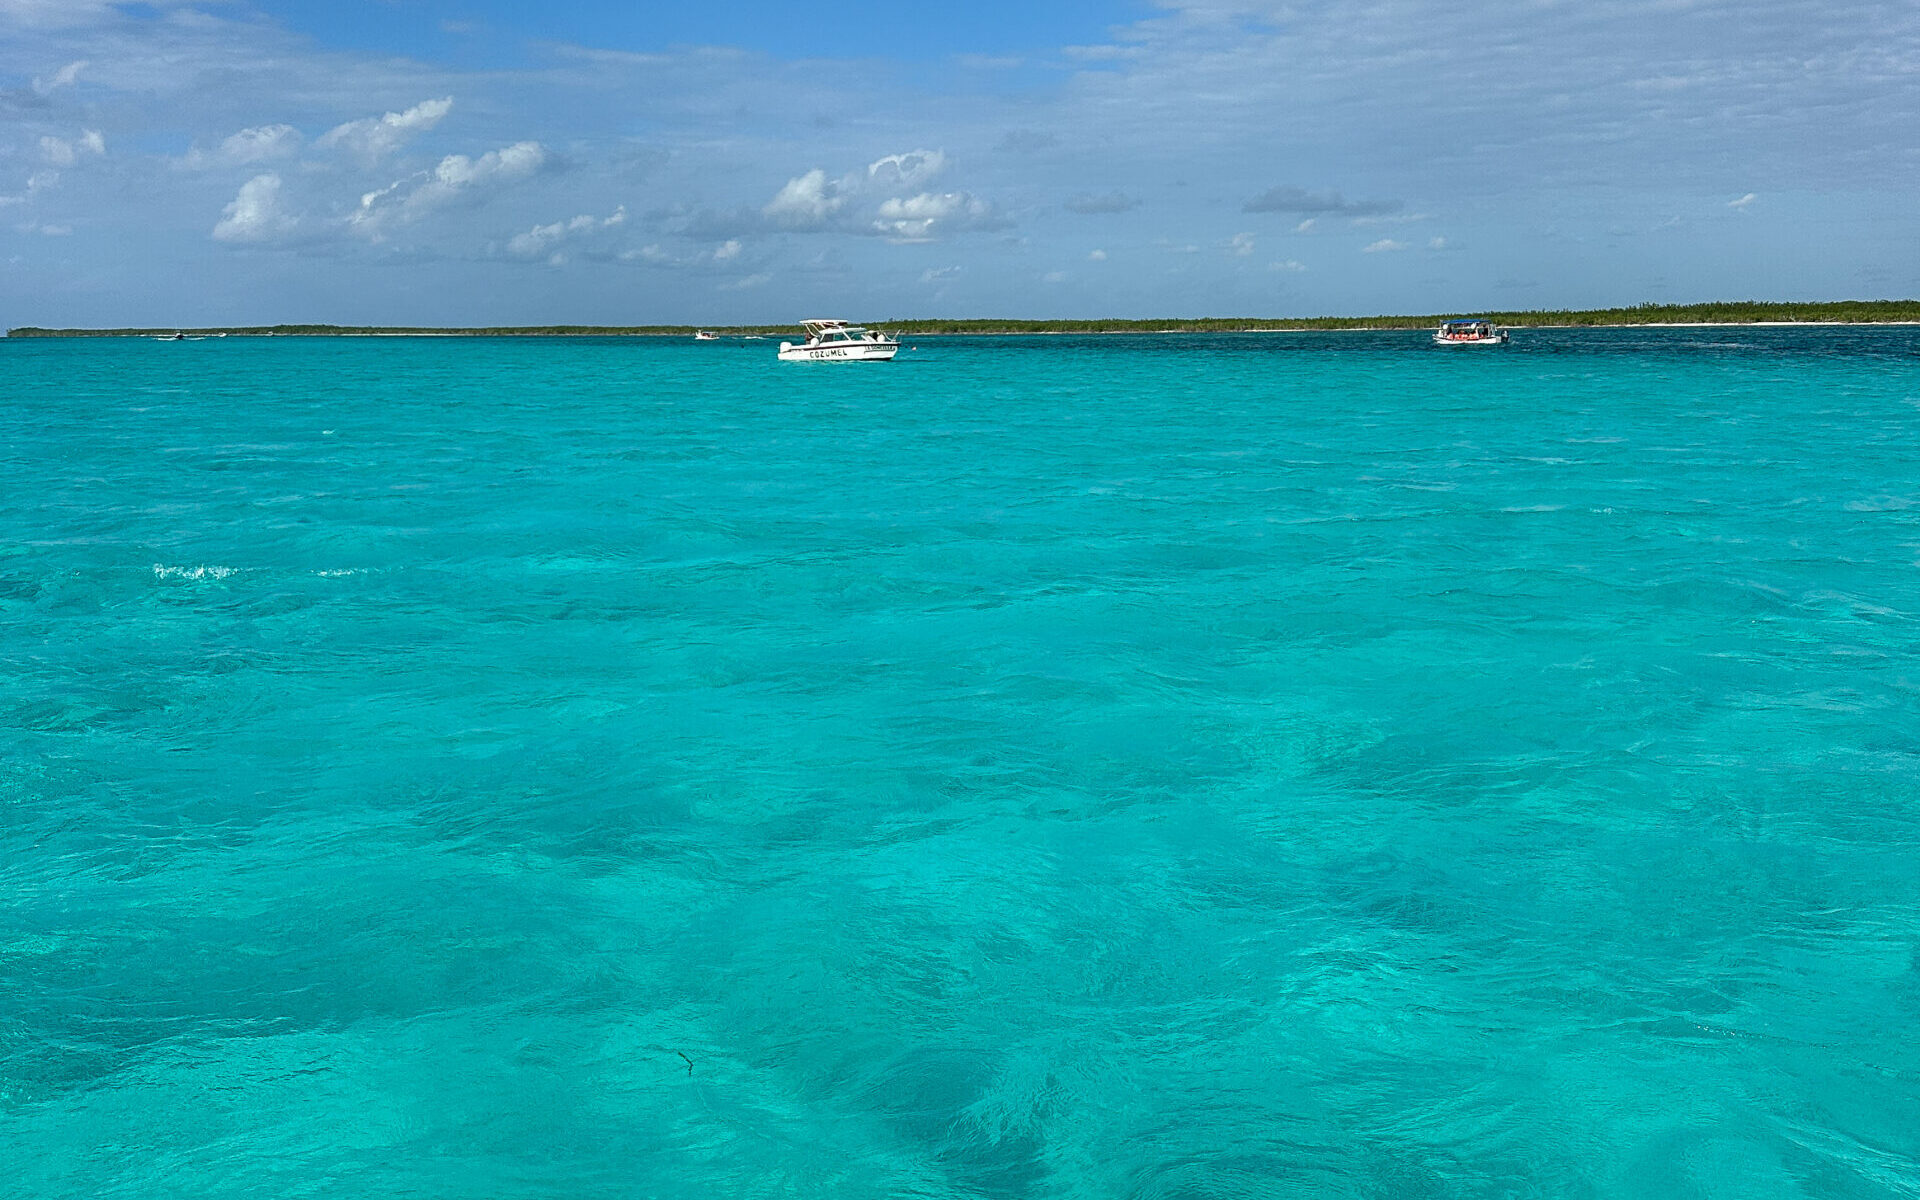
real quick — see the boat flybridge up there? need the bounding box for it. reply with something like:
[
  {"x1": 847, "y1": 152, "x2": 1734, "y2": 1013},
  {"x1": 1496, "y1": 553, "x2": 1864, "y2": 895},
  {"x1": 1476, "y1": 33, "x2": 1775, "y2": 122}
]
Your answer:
[
  {"x1": 778, "y1": 320, "x2": 899, "y2": 362},
  {"x1": 1433, "y1": 318, "x2": 1509, "y2": 347}
]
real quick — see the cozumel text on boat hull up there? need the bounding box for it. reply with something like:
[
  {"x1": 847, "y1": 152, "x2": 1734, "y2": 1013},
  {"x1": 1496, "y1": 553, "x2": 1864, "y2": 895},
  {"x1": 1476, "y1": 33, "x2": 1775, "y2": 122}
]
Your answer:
[{"x1": 778, "y1": 320, "x2": 899, "y2": 362}]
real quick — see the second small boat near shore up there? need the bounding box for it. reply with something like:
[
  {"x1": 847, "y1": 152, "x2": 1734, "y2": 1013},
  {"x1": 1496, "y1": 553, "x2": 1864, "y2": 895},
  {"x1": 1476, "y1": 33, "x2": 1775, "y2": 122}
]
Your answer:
[{"x1": 778, "y1": 320, "x2": 899, "y2": 362}]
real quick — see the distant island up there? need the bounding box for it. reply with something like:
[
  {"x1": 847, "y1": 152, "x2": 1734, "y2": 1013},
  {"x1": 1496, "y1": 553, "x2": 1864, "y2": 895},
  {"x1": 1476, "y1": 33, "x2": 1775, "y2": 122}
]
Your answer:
[{"x1": 10, "y1": 300, "x2": 1920, "y2": 338}]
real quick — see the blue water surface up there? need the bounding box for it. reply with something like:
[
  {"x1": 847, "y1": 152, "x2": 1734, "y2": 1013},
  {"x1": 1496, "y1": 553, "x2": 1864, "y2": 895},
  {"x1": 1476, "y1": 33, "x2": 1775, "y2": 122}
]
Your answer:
[{"x1": 3, "y1": 328, "x2": 1918, "y2": 1198}]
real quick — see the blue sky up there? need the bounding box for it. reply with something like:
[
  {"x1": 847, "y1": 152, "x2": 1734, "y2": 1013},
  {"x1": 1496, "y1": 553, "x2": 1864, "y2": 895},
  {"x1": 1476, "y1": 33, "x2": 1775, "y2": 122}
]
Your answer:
[{"x1": 3, "y1": 0, "x2": 1917, "y2": 327}]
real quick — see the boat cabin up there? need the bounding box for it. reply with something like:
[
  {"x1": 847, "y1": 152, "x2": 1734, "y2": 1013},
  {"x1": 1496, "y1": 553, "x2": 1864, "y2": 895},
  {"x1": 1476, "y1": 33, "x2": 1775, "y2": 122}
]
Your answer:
[{"x1": 798, "y1": 319, "x2": 892, "y2": 345}]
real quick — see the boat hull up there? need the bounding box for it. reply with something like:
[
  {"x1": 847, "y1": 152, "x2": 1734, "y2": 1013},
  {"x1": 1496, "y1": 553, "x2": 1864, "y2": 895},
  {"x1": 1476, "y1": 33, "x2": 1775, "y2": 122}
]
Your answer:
[
  {"x1": 1432, "y1": 334, "x2": 1508, "y2": 346},
  {"x1": 777, "y1": 342, "x2": 899, "y2": 362}
]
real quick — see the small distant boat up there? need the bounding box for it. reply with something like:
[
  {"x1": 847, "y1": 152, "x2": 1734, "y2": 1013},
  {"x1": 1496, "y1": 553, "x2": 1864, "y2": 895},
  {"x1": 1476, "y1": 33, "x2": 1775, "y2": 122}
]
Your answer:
[
  {"x1": 693, "y1": 330, "x2": 719, "y2": 341},
  {"x1": 778, "y1": 319, "x2": 899, "y2": 362},
  {"x1": 1433, "y1": 318, "x2": 1509, "y2": 347}
]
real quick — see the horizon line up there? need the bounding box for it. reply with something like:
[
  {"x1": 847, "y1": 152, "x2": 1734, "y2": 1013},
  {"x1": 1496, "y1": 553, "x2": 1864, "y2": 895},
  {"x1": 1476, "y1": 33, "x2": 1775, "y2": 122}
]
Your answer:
[{"x1": 12, "y1": 298, "x2": 1920, "y2": 339}]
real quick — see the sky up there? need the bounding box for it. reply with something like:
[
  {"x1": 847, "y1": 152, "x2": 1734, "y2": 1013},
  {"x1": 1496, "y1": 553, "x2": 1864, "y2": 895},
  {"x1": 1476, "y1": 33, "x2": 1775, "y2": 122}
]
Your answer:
[{"x1": 3, "y1": 0, "x2": 1917, "y2": 327}]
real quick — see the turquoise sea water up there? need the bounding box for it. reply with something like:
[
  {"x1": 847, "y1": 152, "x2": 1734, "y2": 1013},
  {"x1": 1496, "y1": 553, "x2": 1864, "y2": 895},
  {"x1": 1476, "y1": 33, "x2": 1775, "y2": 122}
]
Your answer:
[{"x1": 3, "y1": 329, "x2": 1918, "y2": 1197}]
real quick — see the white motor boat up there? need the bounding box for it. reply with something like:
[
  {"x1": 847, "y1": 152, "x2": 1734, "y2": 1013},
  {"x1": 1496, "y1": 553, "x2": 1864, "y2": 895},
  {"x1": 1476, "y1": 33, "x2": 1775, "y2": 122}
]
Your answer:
[
  {"x1": 693, "y1": 330, "x2": 719, "y2": 340},
  {"x1": 1433, "y1": 318, "x2": 1509, "y2": 347},
  {"x1": 777, "y1": 320, "x2": 899, "y2": 362}
]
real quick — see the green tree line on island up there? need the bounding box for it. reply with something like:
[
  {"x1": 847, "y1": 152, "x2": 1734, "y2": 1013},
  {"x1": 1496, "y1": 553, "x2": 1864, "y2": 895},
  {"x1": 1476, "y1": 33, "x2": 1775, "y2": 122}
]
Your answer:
[{"x1": 10, "y1": 300, "x2": 1920, "y2": 338}]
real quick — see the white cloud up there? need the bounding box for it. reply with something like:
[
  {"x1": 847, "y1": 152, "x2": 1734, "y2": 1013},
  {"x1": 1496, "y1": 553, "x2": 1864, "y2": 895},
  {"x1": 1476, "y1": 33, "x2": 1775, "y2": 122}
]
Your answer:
[
  {"x1": 356, "y1": 179, "x2": 404, "y2": 211},
  {"x1": 867, "y1": 149, "x2": 946, "y2": 190},
  {"x1": 1728, "y1": 192, "x2": 1757, "y2": 209},
  {"x1": 0, "y1": 172, "x2": 56, "y2": 212},
  {"x1": 1088, "y1": 249, "x2": 1108, "y2": 261},
  {"x1": 505, "y1": 207, "x2": 625, "y2": 262},
  {"x1": 1269, "y1": 259, "x2": 1307, "y2": 272},
  {"x1": 317, "y1": 97, "x2": 453, "y2": 165},
  {"x1": 764, "y1": 168, "x2": 847, "y2": 228},
  {"x1": 753, "y1": 151, "x2": 1007, "y2": 242},
  {"x1": 920, "y1": 265, "x2": 961, "y2": 283},
  {"x1": 1362, "y1": 238, "x2": 1407, "y2": 253},
  {"x1": 712, "y1": 238, "x2": 741, "y2": 261},
  {"x1": 871, "y1": 191, "x2": 997, "y2": 242},
  {"x1": 428, "y1": 140, "x2": 543, "y2": 190},
  {"x1": 361, "y1": 141, "x2": 546, "y2": 233},
  {"x1": 1042, "y1": 270, "x2": 1069, "y2": 283},
  {"x1": 16, "y1": 221, "x2": 72, "y2": 235},
  {"x1": 32, "y1": 60, "x2": 87, "y2": 94},
  {"x1": 39, "y1": 130, "x2": 104, "y2": 167},
  {"x1": 1294, "y1": 219, "x2": 1316, "y2": 233},
  {"x1": 212, "y1": 173, "x2": 297, "y2": 244},
  {"x1": 721, "y1": 272, "x2": 771, "y2": 290},
  {"x1": 1229, "y1": 232, "x2": 1255, "y2": 256},
  {"x1": 1427, "y1": 236, "x2": 1448, "y2": 250},
  {"x1": 508, "y1": 222, "x2": 568, "y2": 260},
  {"x1": 228, "y1": 132, "x2": 551, "y2": 250},
  {"x1": 733, "y1": 150, "x2": 1013, "y2": 245},
  {"x1": 180, "y1": 124, "x2": 302, "y2": 171}
]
